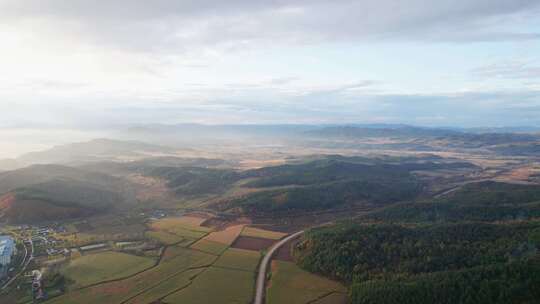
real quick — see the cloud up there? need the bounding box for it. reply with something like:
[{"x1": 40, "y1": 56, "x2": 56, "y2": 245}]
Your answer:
[
  {"x1": 472, "y1": 60, "x2": 540, "y2": 79},
  {"x1": 1, "y1": 0, "x2": 539, "y2": 54},
  {"x1": 14, "y1": 88, "x2": 535, "y2": 127},
  {"x1": 1, "y1": 1, "x2": 540, "y2": 128}
]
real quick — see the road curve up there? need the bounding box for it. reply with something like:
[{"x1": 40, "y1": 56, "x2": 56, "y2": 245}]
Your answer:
[{"x1": 254, "y1": 230, "x2": 305, "y2": 304}]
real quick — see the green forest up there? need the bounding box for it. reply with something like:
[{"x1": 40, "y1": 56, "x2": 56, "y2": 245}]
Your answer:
[{"x1": 294, "y1": 181, "x2": 540, "y2": 304}]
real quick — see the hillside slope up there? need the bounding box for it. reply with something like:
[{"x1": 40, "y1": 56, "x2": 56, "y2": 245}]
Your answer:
[{"x1": 0, "y1": 165, "x2": 134, "y2": 223}]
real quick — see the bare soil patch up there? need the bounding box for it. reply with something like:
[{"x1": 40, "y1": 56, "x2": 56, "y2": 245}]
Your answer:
[
  {"x1": 231, "y1": 236, "x2": 275, "y2": 251},
  {"x1": 274, "y1": 239, "x2": 298, "y2": 262}
]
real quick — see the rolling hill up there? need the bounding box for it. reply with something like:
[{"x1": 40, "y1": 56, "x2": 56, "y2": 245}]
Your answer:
[
  {"x1": 365, "y1": 181, "x2": 540, "y2": 223},
  {"x1": 293, "y1": 180, "x2": 540, "y2": 304},
  {"x1": 0, "y1": 164, "x2": 135, "y2": 223}
]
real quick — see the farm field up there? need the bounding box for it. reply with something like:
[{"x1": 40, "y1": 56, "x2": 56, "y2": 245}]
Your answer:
[
  {"x1": 241, "y1": 226, "x2": 286, "y2": 240},
  {"x1": 232, "y1": 236, "x2": 275, "y2": 251},
  {"x1": 61, "y1": 251, "x2": 156, "y2": 288},
  {"x1": 123, "y1": 268, "x2": 205, "y2": 304},
  {"x1": 266, "y1": 261, "x2": 347, "y2": 304},
  {"x1": 45, "y1": 247, "x2": 216, "y2": 304},
  {"x1": 214, "y1": 247, "x2": 261, "y2": 272},
  {"x1": 41, "y1": 214, "x2": 263, "y2": 304},
  {"x1": 148, "y1": 216, "x2": 211, "y2": 239},
  {"x1": 163, "y1": 267, "x2": 256, "y2": 304},
  {"x1": 146, "y1": 230, "x2": 187, "y2": 245},
  {"x1": 202, "y1": 224, "x2": 244, "y2": 245},
  {"x1": 190, "y1": 239, "x2": 228, "y2": 255}
]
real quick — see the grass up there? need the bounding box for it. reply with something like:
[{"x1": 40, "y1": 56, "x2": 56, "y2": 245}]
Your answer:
[
  {"x1": 311, "y1": 293, "x2": 348, "y2": 304},
  {"x1": 163, "y1": 267, "x2": 255, "y2": 304},
  {"x1": 266, "y1": 261, "x2": 347, "y2": 304},
  {"x1": 203, "y1": 224, "x2": 244, "y2": 245},
  {"x1": 150, "y1": 217, "x2": 211, "y2": 233},
  {"x1": 147, "y1": 216, "x2": 212, "y2": 243},
  {"x1": 61, "y1": 251, "x2": 156, "y2": 288},
  {"x1": 189, "y1": 239, "x2": 228, "y2": 255},
  {"x1": 146, "y1": 230, "x2": 186, "y2": 245},
  {"x1": 123, "y1": 268, "x2": 205, "y2": 304},
  {"x1": 46, "y1": 247, "x2": 216, "y2": 304},
  {"x1": 214, "y1": 248, "x2": 261, "y2": 272},
  {"x1": 241, "y1": 227, "x2": 287, "y2": 240}
]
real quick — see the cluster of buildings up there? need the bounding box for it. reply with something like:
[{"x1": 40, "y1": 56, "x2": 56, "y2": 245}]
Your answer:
[{"x1": 0, "y1": 235, "x2": 16, "y2": 279}]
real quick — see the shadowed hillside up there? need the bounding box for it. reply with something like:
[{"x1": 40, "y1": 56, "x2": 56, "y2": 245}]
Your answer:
[{"x1": 0, "y1": 164, "x2": 135, "y2": 223}]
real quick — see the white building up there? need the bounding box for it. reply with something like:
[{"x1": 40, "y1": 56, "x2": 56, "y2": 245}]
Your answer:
[{"x1": 0, "y1": 236, "x2": 16, "y2": 266}]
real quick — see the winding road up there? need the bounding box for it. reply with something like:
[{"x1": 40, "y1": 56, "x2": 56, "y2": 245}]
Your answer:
[{"x1": 254, "y1": 230, "x2": 305, "y2": 304}]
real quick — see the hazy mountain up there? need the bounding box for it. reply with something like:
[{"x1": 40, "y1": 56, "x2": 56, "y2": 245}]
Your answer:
[
  {"x1": 305, "y1": 125, "x2": 462, "y2": 139},
  {"x1": 2, "y1": 138, "x2": 177, "y2": 169},
  {"x1": 306, "y1": 125, "x2": 540, "y2": 151}
]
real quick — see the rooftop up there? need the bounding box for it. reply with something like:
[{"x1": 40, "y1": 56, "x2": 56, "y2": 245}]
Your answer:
[{"x1": 0, "y1": 236, "x2": 14, "y2": 257}]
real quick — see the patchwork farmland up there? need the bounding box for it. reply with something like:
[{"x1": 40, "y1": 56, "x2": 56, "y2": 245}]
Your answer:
[{"x1": 41, "y1": 215, "x2": 304, "y2": 304}]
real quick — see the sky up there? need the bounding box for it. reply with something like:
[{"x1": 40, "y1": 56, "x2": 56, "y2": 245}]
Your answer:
[{"x1": 1, "y1": 0, "x2": 540, "y2": 127}]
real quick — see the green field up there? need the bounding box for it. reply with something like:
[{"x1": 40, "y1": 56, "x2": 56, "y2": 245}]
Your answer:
[
  {"x1": 266, "y1": 261, "x2": 347, "y2": 304},
  {"x1": 214, "y1": 248, "x2": 261, "y2": 272},
  {"x1": 190, "y1": 239, "x2": 229, "y2": 255},
  {"x1": 61, "y1": 251, "x2": 156, "y2": 288},
  {"x1": 124, "y1": 268, "x2": 205, "y2": 304},
  {"x1": 163, "y1": 267, "x2": 255, "y2": 304},
  {"x1": 146, "y1": 230, "x2": 187, "y2": 245},
  {"x1": 163, "y1": 226, "x2": 209, "y2": 239},
  {"x1": 46, "y1": 247, "x2": 216, "y2": 304},
  {"x1": 241, "y1": 226, "x2": 286, "y2": 240}
]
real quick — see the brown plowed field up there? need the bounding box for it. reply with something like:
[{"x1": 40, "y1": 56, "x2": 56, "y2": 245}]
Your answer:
[{"x1": 231, "y1": 236, "x2": 275, "y2": 251}]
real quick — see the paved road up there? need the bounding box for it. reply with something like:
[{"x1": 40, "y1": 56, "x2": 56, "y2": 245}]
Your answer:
[{"x1": 254, "y1": 230, "x2": 305, "y2": 304}]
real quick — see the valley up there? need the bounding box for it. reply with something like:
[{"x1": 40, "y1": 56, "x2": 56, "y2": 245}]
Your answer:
[{"x1": 0, "y1": 125, "x2": 539, "y2": 304}]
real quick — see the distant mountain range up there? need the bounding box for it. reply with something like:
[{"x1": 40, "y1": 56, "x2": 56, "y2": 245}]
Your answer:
[{"x1": 0, "y1": 138, "x2": 178, "y2": 170}]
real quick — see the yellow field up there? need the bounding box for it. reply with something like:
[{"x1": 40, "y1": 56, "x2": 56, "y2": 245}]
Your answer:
[
  {"x1": 61, "y1": 251, "x2": 156, "y2": 288},
  {"x1": 123, "y1": 268, "x2": 205, "y2": 304},
  {"x1": 163, "y1": 267, "x2": 255, "y2": 304},
  {"x1": 189, "y1": 239, "x2": 228, "y2": 256},
  {"x1": 214, "y1": 248, "x2": 261, "y2": 272},
  {"x1": 46, "y1": 247, "x2": 216, "y2": 304},
  {"x1": 266, "y1": 261, "x2": 347, "y2": 304},
  {"x1": 241, "y1": 227, "x2": 287, "y2": 240},
  {"x1": 145, "y1": 230, "x2": 186, "y2": 245},
  {"x1": 203, "y1": 224, "x2": 244, "y2": 245}
]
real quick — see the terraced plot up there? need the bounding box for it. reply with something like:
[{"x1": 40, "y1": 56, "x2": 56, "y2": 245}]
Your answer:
[
  {"x1": 61, "y1": 251, "x2": 156, "y2": 288},
  {"x1": 266, "y1": 261, "x2": 347, "y2": 304}
]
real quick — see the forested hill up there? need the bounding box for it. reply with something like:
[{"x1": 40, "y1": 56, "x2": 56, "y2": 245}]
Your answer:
[
  {"x1": 295, "y1": 222, "x2": 540, "y2": 304},
  {"x1": 364, "y1": 181, "x2": 540, "y2": 223},
  {"x1": 294, "y1": 181, "x2": 540, "y2": 304},
  {"x1": 212, "y1": 157, "x2": 475, "y2": 215},
  {"x1": 0, "y1": 164, "x2": 134, "y2": 223}
]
